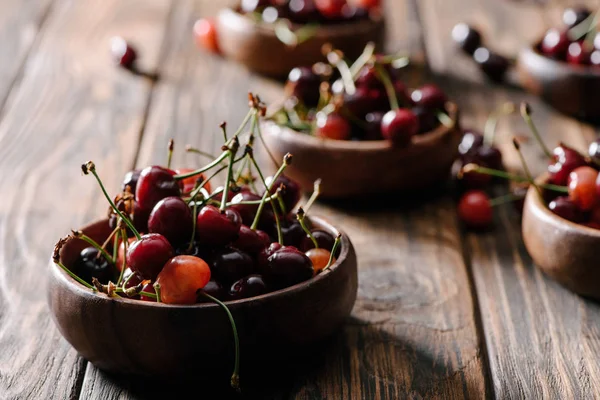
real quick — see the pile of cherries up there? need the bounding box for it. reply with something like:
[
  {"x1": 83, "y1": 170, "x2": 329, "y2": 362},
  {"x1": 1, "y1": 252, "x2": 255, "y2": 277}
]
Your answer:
[{"x1": 273, "y1": 43, "x2": 452, "y2": 145}]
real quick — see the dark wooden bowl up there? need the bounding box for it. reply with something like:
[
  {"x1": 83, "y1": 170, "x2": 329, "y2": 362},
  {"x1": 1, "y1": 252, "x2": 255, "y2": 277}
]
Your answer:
[
  {"x1": 522, "y1": 175, "x2": 600, "y2": 299},
  {"x1": 517, "y1": 41, "x2": 600, "y2": 120},
  {"x1": 215, "y1": 7, "x2": 385, "y2": 78},
  {"x1": 257, "y1": 102, "x2": 461, "y2": 199},
  {"x1": 47, "y1": 217, "x2": 357, "y2": 379}
]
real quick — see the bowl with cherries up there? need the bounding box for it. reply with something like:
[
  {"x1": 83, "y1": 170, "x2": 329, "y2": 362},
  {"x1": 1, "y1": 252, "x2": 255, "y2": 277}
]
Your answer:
[
  {"x1": 194, "y1": 0, "x2": 384, "y2": 78},
  {"x1": 47, "y1": 94, "x2": 357, "y2": 390},
  {"x1": 257, "y1": 43, "x2": 462, "y2": 198}
]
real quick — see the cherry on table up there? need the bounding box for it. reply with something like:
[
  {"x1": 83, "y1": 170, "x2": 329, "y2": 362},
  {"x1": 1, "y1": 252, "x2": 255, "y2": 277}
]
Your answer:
[
  {"x1": 473, "y1": 47, "x2": 510, "y2": 82},
  {"x1": 568, "y1": 166, "x2": 598, "y2": 211},
  {"x1": 266, "y1": 246, "x2": 314, "y2": 289},
  {"x1": 156, "y1": 255, "x2": 212, "y2": 304},
  {"x1": 316, "y1": 111, "x2": 352, "y2": 140},
  {"x1": 148, "y1": 196, "x2": 194, "y2": 246},
  {"x1": 548, "y1": 196, "x2": 585, "y2": 223},
  {"x1": 75, "y1": 247, "x2": 114, "y2": 284},
  {"x1": 110, "y1": 36, "x2": 137, "y2": 69},
  {"x1": 451, "y1": 23, "x2": 482, "y2": 55},
  {"x1": 229, "y1": 274, "x2": 269, "y2": 300},
  {"x1": 381, "y1": 108, "x2": 419, "y2": 146},
  {"x1": 135, "y1": 165, "x2": 180, "y2": 211},
  {"x1": 196, "y1": 205, "x2": 242, "y2": 246},
  {"x1": 457, "y1": 190, "x2": 493, "y2": 229},
  {"x1": 211, "y1": 246, "x2": 255, "y2": 284},
  {"x1": 540, "y1": 28, "x2": 570, "y2": 59},
  {"x1": 126, "y1": 233, "x2": 174, "y2": 280},
  {"x1": 286, "y1": 66, "x2": 322, "y2": 107}
]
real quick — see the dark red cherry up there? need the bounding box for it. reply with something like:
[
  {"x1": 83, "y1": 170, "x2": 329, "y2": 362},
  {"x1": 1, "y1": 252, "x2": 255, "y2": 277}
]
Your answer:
[
  {"x1": 548, "y1": 196, "x2": 585, "y2": 223},
  {"x1": 148, "y1": 196, "x2": 193, "y2": 246},
  {"x1": 281, "y1": 218, "x2": 305, "y2": 247},
  {"x1": 126, "y1": 233, "x2": 174, "y2": 280},
  {"x1": 197, "y1": 279, "x2": 226, "y2": 302},
  {"x1": 196, "y1": 205, "x2": 242, "y2": 246},
  {"x1": 563, "y1": 6, "x2": 591, "y2": 28},
  {"x1": 410, "y1": 84, "x2": 447, "y2": 110},
  {"x1": 355, "y1": 66, "x2": 382, "y2": 90},
  {"x1": 548, "y1": 144, "x2": 587, "y2": 186},
  {"x1": 457, "y1": 190, "x2": 493, "y2": 229},
  {"x1": 588, "y1": 138, "x2": 600, "y2": 163},
  {"x1": 316, "y1": 112, "x2": 352, "y2": 140},
  {"x1": 135, "y1": 166, "x2": 180, "y2": 211},
  {"x1": 590, "y1": 50, "x2": 600, "y2": 67},
  {"x1": 288, "y1": 0, "x2": 320, "y2": 23},
  {"x1": 257, "y1": 242, "x2": 283, "y2": 275},
  {"x1": 110, "y1": 37, "x2": 137, "y2": 68},
  {"x1": 122, "y1": 169, "x2": 141, "y2": 193},
  {"x1": 286, "y1": 66, "x2": 321, "y2": 107},
  {"x1": 108, "y1": 199, "x2": 150, "y2": 237},
  {"x1": 458, "y1": 129, "x2": 484, "y2": 158},
  {"x1": 364, "y1": 111, "x2": 384, "y2": 140},
  {"x1": 567, "y1": 41, "x2": 591, "y2": 65},
  {"x1": 265, "y1": 174, "x2": 302, "y2": 213},
  {"x1": 473, "y1": 47, "x2": 509, "y2": 82},
  {"x1": 211, "y1": 246, "x2": 255, "y2": 284},
  {"x1": 413, "y1": 107, "x2": 439, "y2": 134},
  {"x1": 540, "y1": 28, "x2": 570, "y2": 59},
  {"x1": 75, "y1": 247, "x2": 113, "y2": 284},
  {"x1": 266, "y1": 246, "x2": 314, "y2": 289},
  {"x1": 229, "y1": 274, "x2": 269, "y2": 300},
  {"x1": 381, "y1": 109, "x2": 419, "y2": 146},
  {"x1": 300, "y1": 229, "x2": 335, "y2": 252},
  {"x1": 476, "y1": 146, "x2": 503, "y2": 170},
  {"x1": 343, "y1": 87, "x2": 380, "y2": 119},
  {"x1": 140, "y1": 282, "x2": 156, "y2": 302},
  {"x1": 315, "y1": 0, "x2": 347, "y2": 19},
  {"x1": 233, "y1": 225, "x2": 271, "y2": 254},
  {"x1": 229, "y1": 191, "x2": 262, "y2": 226},
  {"x1": 451, "y1": 23, "x2": 482, "y2": 55},
  {"x1": 241, "y1": 0, "x2": 270, "y2": 13}
]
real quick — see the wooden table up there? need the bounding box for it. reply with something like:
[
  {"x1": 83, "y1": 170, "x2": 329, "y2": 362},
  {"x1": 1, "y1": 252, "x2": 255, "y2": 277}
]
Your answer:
[{"x1": 2, "y1": 0, "x2": 600, "y2": 398}]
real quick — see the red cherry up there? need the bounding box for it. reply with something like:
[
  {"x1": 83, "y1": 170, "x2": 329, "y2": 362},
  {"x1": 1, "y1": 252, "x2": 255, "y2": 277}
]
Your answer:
[
  {"x1": 140, "y1": 282, "x2": 156, "y2": 302},
  {"x1": 410, "y1": 84, "x2": 447, "y2": 110},
  {"x1": 110, "y1": 36, "x2": 137, "y2": 68},
  {"x1": 193, "y1": 18, "x2": 220, "y2": 54},
  {"x1": 568, "y1": 166, "x2": 598, "y2": 211},
  {"x1": 567, "y1": 41, "x2": 591, "y2": 65},
  {"x1": 122, "y1": 169, "x2": 141, "y2": 193},
  {"x1": 195, "y1": 205, "x2": 242, "y2": 246},
  {"x1": 285, "y1": 66, "x2": 321, "y2": 107},
  {"x1": 126, "y1": 233, "x2": 174, "y2": 280},
  {"x1": 266, "y1": 246, "x2": 314, "y2": 289},
  {"x1": 135, "y1": 166, "x2": 180, "y2": 211},
  {"x1": 351, "y1": 0, "x2": 380, "y2": 9},
  {"x1": 548, "y1": 144, "x2": 587, "y2": 186},
  {"x1": 229, "y1": 274, "x2": 269, "y2": 300},
  {"x1": 457, "y1": 190, "x2": 493, "y2": 229},
  {"x1": 175, "y1": 168, "x2": 211, "y2": 195},
  {"x1": 381, "y1": 109, "x2": 419, "y2": 146},
  {"x1": 364, "y1": 111, "x2": 384, "y2": 140},
  {"x1": 315, "y1": 0, "x2": 347, "y2": 18},
  {"x1": 548, "y1": 196, "x2": 584, "y2": 223},
  {"x1": 540, "y1": 28, "x2": 570, "y2": 59},
  {"x1": 316, "y1": 112, "x2": 352, "y2": 140},
  {"x1": 265, "y1": 174, "x2": 302, "y2": 213},
  {"x1": 148, "y1": 196, "x2": 194, "y2": 246},
  {"x1": 156, "y1": 255, "x2": 211, "y2": 304},
  {"x1": 233, "y1": 225, "x2": 271, "y2": 254},
  {"x1": 229, "y1": 191, "x2": 262, "y2": 226},
  {"x1": 257, "y1": 242, "x2": 283, "y2": 275}
]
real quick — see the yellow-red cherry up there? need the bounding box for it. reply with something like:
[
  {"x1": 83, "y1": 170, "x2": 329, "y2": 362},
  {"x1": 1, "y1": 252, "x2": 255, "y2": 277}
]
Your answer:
[{"x1": 156, "y1": 255, "x2": 211, "y2": 305}]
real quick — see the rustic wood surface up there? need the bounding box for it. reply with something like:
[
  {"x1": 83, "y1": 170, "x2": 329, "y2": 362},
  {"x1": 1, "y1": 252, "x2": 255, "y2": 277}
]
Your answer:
[{"x1": 1, "y1": 0, "x2": 599, "y2": 399}]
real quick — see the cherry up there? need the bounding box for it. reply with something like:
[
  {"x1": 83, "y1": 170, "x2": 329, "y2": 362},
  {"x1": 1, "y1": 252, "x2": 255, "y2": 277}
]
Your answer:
[
  {"x1": 175, "y1": 168, "x2": 211, "y2": 195},
  {"x1": 343, "y1": 87, "x2": 382, "y2": 119},
  {"x1": 364, "y1": 111, "x2": 384, "y2": 140},
  {"x1": 116, "y1": 236, "x2": 137, "y2": 269},
  {"x1": 381, "y1": 109, "x2": 419, "y2": 146},
  {"x1": 108, "y1": 198, "x2": 150, "y2": 236},
  {"x1": 110, "y1": 37, "x2": 137, "y2": 69},
  {"x1": 266, "y1": 246, "x2": 314, "y2": 289},
  {"x1": 410, "y1": 84, "x2": 447, "y2": 110},
  {"x1": 457, "y1": 190, "x2": 493, "y2": 229},
  {"x1": 148, "y1": 196, "x2": 193, "y2": 246},
  {"x1": 315, "y1": 0, "x2": 347, "y2": 19},
  {"x1": 197, "y1": 279, "x2": 226, "y2": 301},
  {"x1": 591, "y1": 50, "x2": 600, "y2": 67},
  {"x1": 265, "y1": 174, "x2": 301, "y2": 213},
  {"x1": 548, "y1": 196, "x2": 584, "y2": 223},
  {"x1": 126, "y1": 233, "x2": 174, "y2": 280},
  {"x1": 301, "y1": 229, "x2": 335, "y2": 251},
  {"x1": 355, "y1": 66, "x2": 383, "y2": 90},
  {"x1": 589, "y1": 138, "x2": 600, "y2": 163},
  {"x1": 196, "y1": 205, "x2": 242, "y2": 246},
  {"x1": 193, "y1": 18, "x2": 220, "y2": 54},
  {"x1": 233, "y1": 225, "x2": 270, "y2": 254},
  {"x1": 563, "y1": 6, "x2": 591, "y2": 28},
  {"x1": 262, "y1": 5, "x2": 286, "y2": 24},
  {"x1": 135, "y1": 166, "x2": 180, "y2": 211},
  {"x1": 540, "y1": 28, "x2": 570, "y2": 59},
  {"x1": 305, "y1": 248, "x2": 333, "y2": 274},
  {"x1": 140, "y1": 282, "x2": 156, "y2": 302},
  {"x1": 123, "y1": 269, "x2": 144, "y2": 289},
  {"x1": 211, "y1": 246, "x2": 255, "y2": 284},
  {"x1": 568, "y1": 166, "x2": 598, "y2": 211},
  {"x1": 548, "y1": 144, "x2": 587, "y2": 186},
  {"x1": 352, "y1": 0, "x2": 380, "y2": 9},
  {"x1": 156, "y1": 255, "x2": 211, "y2": 305},
  {"x1": 75, "y1": 247, "x2": 113, "y2": 284},
  {"x1": 241, "y1": 0, "x2": 270, "y2": 13},
  {"x1": 229, "y1": 191, "x2": 262, "y2": 226},
  {"x1": 229, "y1": 275, "x2": 269, "y2": 300},
  {"x1": 285, "y1": 67, "x2": 321, "y2": 107},
  {"x1": 413, "y1": 107, "x2": 439, "y2": 134},
  {"x1": 122, "y1": 169, "x2": 141, "y2": 193},
  {"x1": 567, "y1": 41, "x2": 591, "y2": 65},
  {"x1": 473, "y1": 47, "x2": 509, "y2": 82},
  {"x1": 316, "y1": 111, "x2": 352, "y2": 140},
  {"x1": 288, "y1": 0, "x2": 320, "y2": 23},
  {"x1": 280, "y1": 218, "x2": 305, "y2": 247},
  {"x1": 458, "y1": 129, "x2": 484, "y2": 158},
  {"x1": 451, "y1": 23, "x2": 482, "y2": 55}
]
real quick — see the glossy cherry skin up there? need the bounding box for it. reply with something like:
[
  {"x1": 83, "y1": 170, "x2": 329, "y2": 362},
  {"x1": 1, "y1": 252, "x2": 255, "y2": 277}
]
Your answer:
[
  {"x1": 266, "y1": 246, "x2": 314, "y2": 289},
  {"x1": 306, "y1": 248, "x2": 333, "y2": 274},
  {"x1": 473, "y1": 47, "x2": 509, "y2": 82},
  {"x1": 197, "y1": 279, "x2": 226, "y2": 301},
  {"x1": 229, "y1": 274, "x2": 269, "y2": 300},
  {"x1": 457, "y1": 190, "x2": 493, "y2": 229},
  {"x1": 110, "y1": 37, "x2": 136, "y2": 68},
  {"x1": 410, "y1": 84, "x2": 447, "y2": 110},
  {"x1": 156, "y1": 255, "x2": 211, "y2": 305},
  {"x1": 343, "y1": 87, "x2": 381, "y2": 119},
  {"x1": 229, "y1": 191, "x2": 262, "y2": 226},
  {"x1": 548, "y1": 144, "x2": 587, "y2": 186},
  {"x1": 126, "y1": 233, "x2": 174, "y2": 280},
  {"x1": 75, "y1": 247, "x2": 113, "y2": 284},
  {"x1": 286, "y1": 66, "x2": 321, "y2": 107},
  {"x1": 590, "y1": 138, "x2": 600, "y2": 163},
  {"x1": 148, "y1": 196, "x2": 194, "y2": 246},
  {"x1": 265, "y1": 174, "x2": 302, "y2": 213},
  {"x1": 140, "y1": 282, "x2": 156, "y2": 302},
  {"x1": 568, "y1": 166, "x2": 598, "y2": 211},
  {"x1": 175, "y1": 168, "x2": 211, "y2": 195},
  {"x1": 563, "y1": 6, "x2": 590, "y2": 28},
  {"x1": 316, "y1": 112, "x2": 352, "y2": 140},
  {"x1": 196, "y1": 205, "x2": 242, "y2": 246},
  {"x1": 451, "y1": 23, "x2": 482, "y2": 55},
  {"x1": 211, "y1": 246, "x2": 255, "y2": 284},
  {"x1": 135, "y1": 166, "x2": 180, "y2": 211},
  {"x1": 567, "y1": 41, "x2": 591, "y2": 65},
  {"x1": 122, "y1": 169, "x2": 141, "y2": 193},
  {"x1": 458, "y1": 129, "x2": 484, "y2": 159},
  {"x1": 548, "y1": 196, "x2": 584, "y2": 223},
  {"x1": 233, "y1": 225, "x2": 271, "y2": 254},
  {"x1": 381, "y1": 109, "x2": 419, "y2": 146},
  {"x1": 193, "y1": 18, "x2": 220, "y2": 54},
  {"x1": 540, "y1": 28, "x2": 570, "y2": 59},
  {"x1": 301, "y1": 229, "x2": 335, "y2": 252},
  {"x1": 364, "y1": 112, "x2": 384, "y2": 140},
  {"x1": 315, "y1": 0, "x2": 347, "y2": 19},
  {"x1": 257, "y1": 242, "x2": 283, "y2": 275}
]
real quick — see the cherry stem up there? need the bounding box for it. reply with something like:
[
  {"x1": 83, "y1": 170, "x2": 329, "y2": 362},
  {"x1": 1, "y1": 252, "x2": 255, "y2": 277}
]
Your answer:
[
  {"x1": 101, "y1": 226, "x2": 119, "y2": 255},
  {"x1": 296, "y1": 207, "x2": 318, "y2": 248},
  {"x1": 512, "y1": 138, "x2": 543, "y2": 199},
  {"x1": 71, "y1": 230, "x2": 115, "y2": 265},
  {"x1": 153, "y1": 282, "x2": 162, "y2": 303},
  {"x1": 520, "y1": 102, "x2": 552, "y2": 160},
  {"x1": 226, "y1": 192, "x2": 280, "y2": 207},
  {"x1": 253, "y1": 112, "x2": 279, "y2": 169},
  {"x1": 317, "y1": 82, "x2": 331, "y2": 112},
  {"x1": 436, "y1": 111, "x2": 455, "y2": 129},
  {"x1": 250, "y1": 154, "x2": 291, "y2": 231},
  {"x1": 140, "y1": 291, "x2": 157, "y2": 299},
  {"x1": 55, "y1": 260, "x2": 96, "y2": 290},
  {"x1": 461, "y1": 164, "x2": 568, "y2": 193},
  {"x1": 349, "y1": 42, "x2": 376, "y2": 78},
  {"x1": 83, "y1": 162, "x2": 142, "y2": 240},
  {"x1": 174, "y1": 151, "x2": 229, "y2": 181},
  {"x1": 167, "y1": 139, "x2": 174, "y2": 170},
  {"x1": 484, "y1": 102, "x2": 515, "y2": 146},
  {"x1": 567, "y1": 9, "x2": 599, "y2": 41},
  {"x1": 374, "y1": 64, "x2": 399, "y2": 111},
  {"x1": 185, "y1": 145, "x2": 217, "y2": 160},
  {"x1": 188, "y1": 184, "x2": 200, "y2": 252},
  {"x1": 199, "y1": 291, "x2": 240, "y2": 392},
  {"x1": 185, "y1": 154, "x2": 245, "y2": 206},
  {"x1": 220, "y1": 122, "x2": 228, "y2": 142},
  {"x1": 112, "y1": 229, "x2": 119, "y2": 263},
  {"x1": 116, "y1": 228, "x2": 127, "y2": 286},
  {"x1": 489, "y1": 192, "x2": 525, "y2": 207},
  {"x1": 221, "y1": 141, "x2": 239, "y2": 213},
  {"x1": 230, "y1": 108, "x2": 254, "y2": 142},
  {"x1": 304, "y1": 179, "x2": 321, "y2": 213},
  {"x1": 323, "y1": 234, "x2": 342, "y2": 271},
  {"x1": 248, "y1": 150, "x2": 283, "y2": 243},
  {"x1": 121, "y1": 271, "x2": 136, "y2": 291}
]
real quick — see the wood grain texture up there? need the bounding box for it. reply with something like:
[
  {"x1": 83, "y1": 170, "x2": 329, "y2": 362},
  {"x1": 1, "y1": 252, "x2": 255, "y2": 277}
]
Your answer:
[
  {"x1": 418, "y1": 0, "x2": 600, "y2": 398},
  {"x1": 0, "y1": 0, "x2": 172, "y2": 398}
]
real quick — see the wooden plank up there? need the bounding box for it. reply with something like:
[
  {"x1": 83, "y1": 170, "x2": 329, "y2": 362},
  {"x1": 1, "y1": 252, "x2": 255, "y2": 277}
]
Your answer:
[
  {"x1": 75, "y1": 0, "x2": 489, "y2": 398},
  {"x1": 0, "y1": 0, "x2": 172, "y2": 398},
  {"x1": 418, "y1": 0, "x2": 600, "y2": 398}
]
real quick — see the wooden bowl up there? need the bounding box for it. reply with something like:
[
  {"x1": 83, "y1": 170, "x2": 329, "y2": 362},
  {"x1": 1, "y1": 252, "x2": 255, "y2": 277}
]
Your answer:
[
  {"x1": 258, "y1": 102, "x2": 461, "y2": 199},
  {"x1": 215, "y1": 7, "x2": 385, "y2": 78},
  {"x1": 47, "y1": 217, "x2": 357, "y2": 378},
  {"x1": 517, "y1": 41, "x2": 600, "y2": 120},
  {"x1": 522, "y1": 175, "x2": 600, "y2": 299}
]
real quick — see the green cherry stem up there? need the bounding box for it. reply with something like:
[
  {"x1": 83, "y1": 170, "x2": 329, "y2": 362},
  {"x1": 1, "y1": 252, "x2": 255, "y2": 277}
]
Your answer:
[
  {"x1": 324, "y1": 46, "x2": 356, "y2": 95},
  {"x1": 520, "y1": 102, "x2": 552, "y2": 160},
  {"x1": 167, "y1": 139, "x2": 174, "y2": 169},
  {"x1": 112, "y1": 229, "x2": 119, "y2": 263},
  {"x1": 253, "y1": 113, "x2": 280, "y2": 169},
  {"x1": 488, "y1": 192, "x2": 526, "y2": 207},
  {"x1": 296, "y1": 207, "x2": 318, "y2": 248},
  {"x1": 174, "y1": 150, "x2": 230, "y2": 181},
  {"x1": 460, "y1": 164, "x2": 568, "y2": 193},
  {"x1": 303, "y1": 179, "x2": 321, "y2": 213},
  {"x1": 323, "y1": 234, "x2": 342, "y2": 271},
  {"x1": 349, "y1": 42, "x2": 376, "y2": 78},
  {"x1": 116, "y1": 228, "x2": 127, "y2": 286},
  {"x1": 140, "y1": 291, "x2": 157, "y2": 299},
  {"x1": 187, "y1": 182, "x2": 200, "y2": 253},
  {"x1": 220, "y1": 122, "x2": 228, "y2": 142},
  {"x1": 220, "y1": 139, "x2": 239, "y2": 213},
  {"x1": 153, "y1": 282, "x2": 162, "y2": 303},
  {"x1": 185, "y1": 145, "x2": 217, "y2": 160},
  {"x1": 198, "y1": 290, "x2": 241, "y2": 392},
  {"x1": 374, "y1": 64, "x2": 400, "y2": 111},
  {"x1": 250, "y1": 153, "x2": 291, "y2": 231},
  {"x1": 436, "y1": 111, "x2": 455, "y2": 129},
  {"x1": 71, "y1": 230, "x2": 115, "y2": 265},
  {"x1": 82, "y1": 162, "x2": 142, "y2": 241},
  {"x1": 483, "y1": 102, "x2": 515, "y2": 146},
  {"x1": 185, "y1": 154, "x2": 245, "y2": 206},
  {"x1": 512, "y1": 138, "x2": 543, "y2": 199}
]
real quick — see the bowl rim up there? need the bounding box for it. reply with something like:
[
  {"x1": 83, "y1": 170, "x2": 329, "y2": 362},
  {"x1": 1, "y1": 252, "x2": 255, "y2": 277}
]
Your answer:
[
  {"x1": 261, "y1": 101, "x2": 459, "y2": 151},
  {"x1": 50, "y1": 215, "x2": 354, "y2": 309},
  {"x1": 520, "y1": 40, "x2": 600, "y2": 78},
  {"x1": 527, "y1": 172, "x2": 600, "y2": 237},
  {"x1": 217, "y1": 6, "x2": 384, "y2": 38}
]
